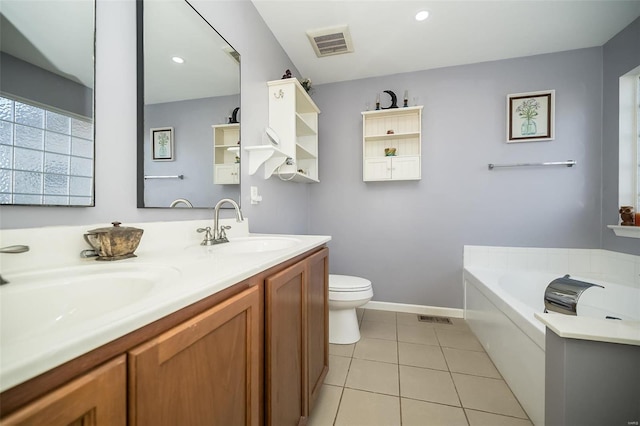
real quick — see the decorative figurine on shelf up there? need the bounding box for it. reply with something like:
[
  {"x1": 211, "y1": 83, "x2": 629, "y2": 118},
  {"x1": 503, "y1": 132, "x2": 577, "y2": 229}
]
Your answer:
[
  {"x1": 282, "y1": 69, "x2": 292, "y2": 79},
  {"x1": 381, "y1": 90, "x2": 399, "y2": 109},
  {"x1": 375, "y1": 93, "x2": 381, "y2": 110},
  {"x1": 403, "y1": 90, "x2": 409, "y2": 107},
  {"x1": 300, "y1": 78, "x2": 313, "y2": 94},
  {"x1": 620, "y1": 206, "x2": 635, "y2": 226},
  {"x1": 229, "y1": 107, "x2": 240, "y2": 124}
]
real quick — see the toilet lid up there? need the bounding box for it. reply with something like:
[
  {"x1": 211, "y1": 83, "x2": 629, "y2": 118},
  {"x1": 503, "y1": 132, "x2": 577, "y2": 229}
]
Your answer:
[{"x1": 329, "y1": 274, "x2": 372, "y2": 292}]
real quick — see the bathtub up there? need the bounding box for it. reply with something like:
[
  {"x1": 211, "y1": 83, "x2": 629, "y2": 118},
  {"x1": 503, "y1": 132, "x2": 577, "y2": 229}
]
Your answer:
[{"x1": 463, "y1": 246, "x2": 640, "y2": 426}]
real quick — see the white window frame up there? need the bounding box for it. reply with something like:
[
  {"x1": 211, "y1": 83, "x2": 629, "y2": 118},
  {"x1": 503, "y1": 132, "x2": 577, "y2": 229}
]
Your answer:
[{"x1": 618, "y1": 66, "x2": 640, "y2": 212}]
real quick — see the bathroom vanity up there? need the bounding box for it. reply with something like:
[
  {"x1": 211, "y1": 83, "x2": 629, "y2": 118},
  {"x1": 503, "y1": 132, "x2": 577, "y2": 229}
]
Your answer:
[{"x1": 0, "y1": 220, "x2": 330, "y2": 425}]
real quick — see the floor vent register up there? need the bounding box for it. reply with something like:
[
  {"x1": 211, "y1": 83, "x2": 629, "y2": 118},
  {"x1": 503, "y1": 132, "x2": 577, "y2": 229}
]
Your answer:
[{"x1": 417, "y1": 315, "x2": 452, "y2": 324}]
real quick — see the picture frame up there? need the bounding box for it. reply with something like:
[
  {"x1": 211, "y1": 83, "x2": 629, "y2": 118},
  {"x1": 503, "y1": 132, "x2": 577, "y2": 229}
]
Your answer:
[
  {"x1": 507, "y1": 90, "x2": 555, "y2": 143},
  {"x1": 151, "y1": 127, "x2": 174, "y2": 161}
]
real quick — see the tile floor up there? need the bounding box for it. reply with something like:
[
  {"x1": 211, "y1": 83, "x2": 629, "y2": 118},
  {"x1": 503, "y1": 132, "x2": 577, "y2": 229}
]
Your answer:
[{"x1": 308, "y1": 309, "x2": 533, "y2": 426}]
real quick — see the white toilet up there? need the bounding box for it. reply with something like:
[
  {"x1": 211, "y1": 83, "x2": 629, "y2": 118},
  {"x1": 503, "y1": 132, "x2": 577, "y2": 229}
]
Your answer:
[{"x1": 329, "y1": 274, "x2": 373, "y2": 344}]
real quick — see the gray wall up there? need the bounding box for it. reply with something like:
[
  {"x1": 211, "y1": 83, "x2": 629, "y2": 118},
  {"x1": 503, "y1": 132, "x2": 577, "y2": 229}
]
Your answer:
[
  {"x1": 143, "y1": 95, "x2": 240, "y2": 208},
  {"x1": 0, "y1": 0, "x2": 310, "y2": 234},
  {"x1": 0, "y1": 52, "x2": 93, "y2": 119},
  {"x1": 601, "y1": 17, "x2": 640, "y2": 255},
  {"x1": 309, "y1": 48, "x2": 605, "y2": 308}
]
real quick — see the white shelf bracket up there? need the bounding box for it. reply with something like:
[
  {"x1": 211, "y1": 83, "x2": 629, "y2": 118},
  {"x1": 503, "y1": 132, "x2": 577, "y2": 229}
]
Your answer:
[{"x1": 244, "y1": 145, "x2": 288, "y2": 178}]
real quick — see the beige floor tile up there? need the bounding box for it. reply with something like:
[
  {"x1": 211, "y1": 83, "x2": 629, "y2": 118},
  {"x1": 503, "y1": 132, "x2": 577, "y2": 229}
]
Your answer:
[
  {"x1": 401, "y1": 398, "x2": 468, "y2": 426},
  {"x1": 399, "y1": 365, "x2": 460, "y2": 406},
  {"x1": 452, "y1": 373, "x2": 527, "y2": 419},
  {"x1": 443, "y1": 347, "x2": 501, "y2": 378},
  {"x1": 435, "y1": 328, "x2": 484, "y2": 351},
  {"x1": 398, "y1": 342, "x2": 448, "y2": 371},
  {"x1": 397, "y1": 323, "x2": 439, "y2": 345},
  {"x1": 335, "y1": 389, "x2": 400, "y2": 426},
  {"x1": 329, "y1": 343, "x2": 355, "y2": 357},
  {"x1": 465, "y1": 409, "x2": 533, "y2": 426},
  {"x1": 324, "y1": 355, "x2": 351, "y2": 386},
  {"x1": 359, "y1": 320, "x2": 397, "y2": 341},
  {"x1": 345, "y1": 358, "x2": 399, "y2": 396},
  {"x1": 308, "y1": 385, "x2": 343, "y2": 426},
  {"x1": 362, "y1": 309, "x2": 397, "y2": 323},
  {"x1": 396, "y1": 312, "x2": 428, "y2": 326},
  {"x1": 353, "y1": 337, "x2": 398, "y2": 363}
]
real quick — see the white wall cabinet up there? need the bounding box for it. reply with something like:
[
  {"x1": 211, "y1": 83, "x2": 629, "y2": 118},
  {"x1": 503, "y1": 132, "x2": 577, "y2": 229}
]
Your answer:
[
  {"x1": 362, "y1": 106, "x2": 423, "y2": 181},
  {"x1": 267, "y1": 79, "x2": 320, "y2": 183},
  {"x1": 213, "y1": 123, "x2": 240, "y2": 184}
]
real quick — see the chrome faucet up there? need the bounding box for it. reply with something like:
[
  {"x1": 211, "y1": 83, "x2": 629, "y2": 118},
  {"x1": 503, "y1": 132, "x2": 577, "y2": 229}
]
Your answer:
[
  {"x1": 169, "y1": 198, "x2": 193, "y2": 208},
  {"x1": 210, "y1": 198, "x2": 244, "y2": 245},
  {"x1": 0, "y1": 245, "x2": 30, "y2": 285}
]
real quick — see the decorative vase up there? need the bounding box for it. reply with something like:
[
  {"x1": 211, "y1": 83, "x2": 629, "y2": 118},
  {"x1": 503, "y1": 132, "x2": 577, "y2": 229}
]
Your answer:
[{"x1": 521, "y1": 119, "x2": 537, "y2": 136}]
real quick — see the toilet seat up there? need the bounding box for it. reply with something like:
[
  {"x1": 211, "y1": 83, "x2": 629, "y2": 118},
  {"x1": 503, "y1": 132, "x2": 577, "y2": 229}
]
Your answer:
[{"x1": 329, "y1": 274, "x2": 372, "y2": 292}]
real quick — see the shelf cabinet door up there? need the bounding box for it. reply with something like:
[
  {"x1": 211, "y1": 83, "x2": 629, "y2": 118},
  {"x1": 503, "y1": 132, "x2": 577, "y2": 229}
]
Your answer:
[
  {"x1": 265, "y1": 260, "x2": 307, "y2": 426},
  {"x1": 2, "y1": 356, "x2": 126, "y2": 426},
  {"x1": 306, "y1": 248, "x2": 329, "y2": 412},
  {"x1": 128, "y1": 286, "x2": 261, "y2": 426},
  {"x1": 364, "y1": 157, "x2": 392, "y2": 181},
  {"x1": 390, "y1": 156, "x2": 420, "y2": 180},
  {"x1": 215, "y1": 163, "x2": 240, "y2": 184}
]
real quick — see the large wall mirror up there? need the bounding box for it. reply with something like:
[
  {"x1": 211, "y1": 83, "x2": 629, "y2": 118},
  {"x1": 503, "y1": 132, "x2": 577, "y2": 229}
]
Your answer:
[
  {"x1": 137, "y1": 0, "x2": 241, "y2": 208},
  {"x1": 0, "y1": 0, "x2": 95, "y2": 206}
]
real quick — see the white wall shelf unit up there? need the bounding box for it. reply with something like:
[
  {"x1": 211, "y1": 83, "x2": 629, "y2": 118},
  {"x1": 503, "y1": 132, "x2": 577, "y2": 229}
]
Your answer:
[
  {"x1": 362, "y1": 106, "x2": 423, "y2": 182},
  {"x1": 212, "y1": 123, "x2": 240, "y2": 184},
  {"x1": 267, "y1": 78, "x2": 321, "y2": 183}
]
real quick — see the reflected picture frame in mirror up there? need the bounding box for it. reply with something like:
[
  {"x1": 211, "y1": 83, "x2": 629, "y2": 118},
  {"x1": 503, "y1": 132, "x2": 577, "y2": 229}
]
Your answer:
[
  {"x1": 0, "y1": 0, "x2": 96, "y2": 207},
  {"x1": 136, "y1": 0, "x2": 241, "y2": 209}
]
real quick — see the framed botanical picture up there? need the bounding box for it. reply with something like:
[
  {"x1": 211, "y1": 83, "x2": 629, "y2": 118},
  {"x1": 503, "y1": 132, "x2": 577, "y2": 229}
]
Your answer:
[
  {"x1": 151, "y1": 127, "x2": 174, "y2": 161},
  {"x1": 507, "y1": 90, "x2": 555, "y2": 142}
]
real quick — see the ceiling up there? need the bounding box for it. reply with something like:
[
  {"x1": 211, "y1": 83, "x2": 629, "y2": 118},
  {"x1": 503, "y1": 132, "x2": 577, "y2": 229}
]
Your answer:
[{"x1": 251, "y1": 0, "x2": 640, "y2": 86}]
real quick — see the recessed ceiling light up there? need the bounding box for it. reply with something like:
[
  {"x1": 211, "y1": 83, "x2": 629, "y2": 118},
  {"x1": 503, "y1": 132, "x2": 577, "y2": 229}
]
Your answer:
[
  {"x1": 415, "y1": 10, "x2": 430, "y2": 21},
  {"x1": 171, "y1": 56, "x2": 185, "y2": 64}
]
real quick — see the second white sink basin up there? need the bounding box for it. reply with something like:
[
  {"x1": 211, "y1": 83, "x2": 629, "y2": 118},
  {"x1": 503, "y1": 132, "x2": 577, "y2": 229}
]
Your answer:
[
  {"x1": 223, "y1": 237, "x2": 301, "y2": 253},
  {"x1": 185, "y1": 236, "x2": 301, "y2": 256},
  {"x1": 0, "y1": 263, "x2": 181, "y2": 344}
]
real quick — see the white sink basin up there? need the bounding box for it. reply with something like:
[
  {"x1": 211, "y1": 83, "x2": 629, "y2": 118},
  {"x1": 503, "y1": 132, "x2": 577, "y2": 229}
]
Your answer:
[
  {"x1": 0, "y1": 263, "x2": 181, "y2": 344},
  {"x1": 186, "y1": 236, "x2": 301, "y2": 256}
]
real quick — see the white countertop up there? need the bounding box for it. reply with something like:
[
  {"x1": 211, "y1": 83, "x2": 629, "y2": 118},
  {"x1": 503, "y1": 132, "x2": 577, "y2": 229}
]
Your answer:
[
  {"x1": 534, "y1": 313, "x2": 640, "y2": 346},
  {"x1": 0, "y1": 219, "x2": 330, "y2": 392}
]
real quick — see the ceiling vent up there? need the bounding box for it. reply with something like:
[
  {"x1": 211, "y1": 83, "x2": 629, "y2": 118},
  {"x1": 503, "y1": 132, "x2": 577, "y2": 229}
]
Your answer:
[{"x1": 306, "y1": 26, "x2": 354, "y2": 58}]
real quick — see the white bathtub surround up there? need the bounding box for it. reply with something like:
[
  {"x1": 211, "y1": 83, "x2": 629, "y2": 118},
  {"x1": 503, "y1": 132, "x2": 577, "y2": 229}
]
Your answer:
[
  {"x1": 463, "y1": 245, "x2": 640, "y2": 426},
  {"x1": 0, "y1": 219, "x2": 330, "y2": 392}
]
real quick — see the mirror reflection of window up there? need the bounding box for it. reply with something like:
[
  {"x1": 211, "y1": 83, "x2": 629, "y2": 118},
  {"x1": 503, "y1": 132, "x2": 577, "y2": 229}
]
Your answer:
[{"x1": 0, "y1": 0, "x2": 95, "y2": 206}]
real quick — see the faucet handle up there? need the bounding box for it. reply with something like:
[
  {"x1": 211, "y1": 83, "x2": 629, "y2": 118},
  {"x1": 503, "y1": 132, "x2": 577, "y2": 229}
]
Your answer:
[
  {"x1": 219, "y1": 225, "x2": 231, "y2": 240},
  {"x1": 197, "y1": 227, "x2": 215, "y2": 245}
]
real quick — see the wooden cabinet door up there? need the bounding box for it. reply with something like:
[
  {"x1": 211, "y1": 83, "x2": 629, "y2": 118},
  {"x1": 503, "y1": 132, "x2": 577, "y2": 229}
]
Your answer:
[
  {"x1": 265, "y1": 260, "x2": 307, "y2": 426},
  {"x1": 2, "y1": 356, "x2": 126, "y2": 426},
  {"x1": 306, "y1": 248, "x2": 329, "y2": 413},
  {"x1": 128, "y1": 285, "x2": 261, "y2": 426}
]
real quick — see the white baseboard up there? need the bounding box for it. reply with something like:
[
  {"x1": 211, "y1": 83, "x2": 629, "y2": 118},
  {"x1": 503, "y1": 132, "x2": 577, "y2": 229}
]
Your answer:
[{"x1": 362, "y1": 301, "x2": 464, "y2": 318}]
